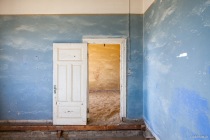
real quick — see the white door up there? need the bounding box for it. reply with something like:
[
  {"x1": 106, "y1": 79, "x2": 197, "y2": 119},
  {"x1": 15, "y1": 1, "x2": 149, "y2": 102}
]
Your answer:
[{"x1": 53, "y1": 43, "x2": 87, "y2": 125}]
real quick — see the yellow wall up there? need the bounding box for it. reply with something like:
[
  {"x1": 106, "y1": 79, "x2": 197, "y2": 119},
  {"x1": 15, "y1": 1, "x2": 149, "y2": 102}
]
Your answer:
[{"x1": 89, "y1": 44, "x2": 120, "y2": 91}]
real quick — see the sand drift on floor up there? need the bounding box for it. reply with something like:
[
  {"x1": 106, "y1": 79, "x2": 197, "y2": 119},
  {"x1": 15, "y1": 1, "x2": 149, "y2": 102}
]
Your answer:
[{"x1": 88, "y1": 91, "x2": 120, "y2": 125}]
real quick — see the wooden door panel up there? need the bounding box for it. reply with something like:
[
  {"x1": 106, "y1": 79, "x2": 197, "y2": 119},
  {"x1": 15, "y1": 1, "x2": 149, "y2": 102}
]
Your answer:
[
  {"x1": 72, "y1": 65, "x2": 82, "y2": 102},
  {"x1": 57, "y1": 65, "x2": 67, "y2": 101},
  {"x1": 53, "y1": 43, "x2": 87, "y2": 125}
]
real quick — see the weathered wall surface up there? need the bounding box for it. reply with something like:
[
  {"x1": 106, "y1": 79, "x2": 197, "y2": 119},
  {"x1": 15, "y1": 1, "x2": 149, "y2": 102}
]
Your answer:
[
  {"x1": 143, "y1": 0, "x2": 210, "y2": 139},
  {"x1": 89, "y1": 44, "x2": 120, "y2": 91},
  {"x1": 127, "y1": 15, "x2": 144, "y2": 118},
  {"x1": 0, "y1": 15, "x2": 143, "y2": 120}
]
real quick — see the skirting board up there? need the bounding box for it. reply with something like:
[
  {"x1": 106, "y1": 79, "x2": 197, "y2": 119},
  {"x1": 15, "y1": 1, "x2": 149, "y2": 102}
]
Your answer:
[
  {"x1": 122, "y1": 118, "x2": 144, "y2": 124},
  {"x1": 144, "y1": 120, "x2": 160, "y2": 140}
]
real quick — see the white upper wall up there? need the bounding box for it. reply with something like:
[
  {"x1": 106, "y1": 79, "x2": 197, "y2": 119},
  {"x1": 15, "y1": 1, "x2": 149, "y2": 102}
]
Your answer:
[
  {"x1": 143, "y1": 0, "x2": 155, "y2": 13},
  {"x1": 0, "y1": 0, "x2": 153, "y2": 15}
]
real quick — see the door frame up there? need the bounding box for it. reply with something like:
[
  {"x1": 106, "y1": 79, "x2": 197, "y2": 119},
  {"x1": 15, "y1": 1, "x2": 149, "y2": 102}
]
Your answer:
[{"x1": 83, "y1": 38, "x2": 127, "y2": 119}]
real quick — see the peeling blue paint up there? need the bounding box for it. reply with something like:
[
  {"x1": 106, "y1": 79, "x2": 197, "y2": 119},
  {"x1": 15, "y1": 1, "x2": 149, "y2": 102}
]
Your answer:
[
  {"x1": 144, "y1": 0, "x2": 210, "y2": 139},
  {"x1": 0, "y1": 15, "x2": 143, "y2": 120}
]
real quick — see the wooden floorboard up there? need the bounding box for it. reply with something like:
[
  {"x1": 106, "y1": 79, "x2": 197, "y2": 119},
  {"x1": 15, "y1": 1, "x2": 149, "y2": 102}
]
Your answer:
[{"x1": 0, "y1": 124, "x2": 143, "y2": 131}]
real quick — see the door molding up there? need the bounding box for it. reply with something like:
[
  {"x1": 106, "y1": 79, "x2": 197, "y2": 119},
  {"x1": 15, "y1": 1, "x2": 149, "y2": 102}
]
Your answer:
[{"x1": 83, "y1": 38, "x2": 127, "y2": 119}]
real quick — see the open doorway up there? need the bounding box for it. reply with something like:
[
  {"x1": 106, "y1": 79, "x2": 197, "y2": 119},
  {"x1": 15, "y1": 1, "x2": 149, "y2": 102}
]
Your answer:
[
  {"x1": 88, "y1": 44, "x2": 120, "y2": 125},
  {"x1": 83, "y1": 38, "x2": 127, "y2": 125}
]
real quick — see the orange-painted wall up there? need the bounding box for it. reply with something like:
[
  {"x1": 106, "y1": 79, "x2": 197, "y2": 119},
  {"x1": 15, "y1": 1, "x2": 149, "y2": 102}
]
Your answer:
[{"x1": 89, "y1": 44, "x2": 120, "y2": 91}]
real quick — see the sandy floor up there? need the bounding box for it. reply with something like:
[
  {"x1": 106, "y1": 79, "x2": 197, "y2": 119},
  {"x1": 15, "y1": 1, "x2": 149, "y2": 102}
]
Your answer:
[{"x1": 88, "y1": 91, "x2": 120, "y2": 125}]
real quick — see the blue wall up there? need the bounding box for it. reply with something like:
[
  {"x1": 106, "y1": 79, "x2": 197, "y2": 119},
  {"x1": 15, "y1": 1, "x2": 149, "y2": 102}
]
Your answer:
[
  {"x1": 127, "y1": 15, "x2": 144, "y2": 118},
  {"x1": 143, "y1": 0, "x2": 210, "y2": 139},
  {"x1": 0, "y1": 15, "x2": 143, "y2": 120}
]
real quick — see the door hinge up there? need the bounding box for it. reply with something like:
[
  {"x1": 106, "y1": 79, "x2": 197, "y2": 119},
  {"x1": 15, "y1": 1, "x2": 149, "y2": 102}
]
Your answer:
[
  {"x1": 54, "y1": 85, "x2": 56, "y2": 94},
  {"x1": 87, "y1": 108, "x2": 90, "y2": 123}
]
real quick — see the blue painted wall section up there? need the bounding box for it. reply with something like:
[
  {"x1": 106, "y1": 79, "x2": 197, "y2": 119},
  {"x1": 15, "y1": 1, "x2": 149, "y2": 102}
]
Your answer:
[
  {"x1": 0, "y1": 15, "x2": 143, "y2": 120},
  {"x1": 143, "y1": 0, "x2": 210, "y2": 139},
  {"x1": 127, "y1": 15, "x2": 143, "y2": 119}
]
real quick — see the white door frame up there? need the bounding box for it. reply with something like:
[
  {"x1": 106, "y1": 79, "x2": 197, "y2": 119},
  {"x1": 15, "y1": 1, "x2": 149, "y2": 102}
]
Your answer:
[{"x1": 83, "y1": 38, "x2": 127, "y2": 119}]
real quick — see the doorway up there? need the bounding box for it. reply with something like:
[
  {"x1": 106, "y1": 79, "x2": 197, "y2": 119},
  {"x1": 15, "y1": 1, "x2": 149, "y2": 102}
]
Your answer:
[
  {"x1": 53, "y1": 38, "x2": 126, "y2": 125},
  {"x1": 83, "y1": 38, "x2": 127, "y2": 125},
  {"x1": 88, "y1": 44, "x2": 120, "y2": 125}
]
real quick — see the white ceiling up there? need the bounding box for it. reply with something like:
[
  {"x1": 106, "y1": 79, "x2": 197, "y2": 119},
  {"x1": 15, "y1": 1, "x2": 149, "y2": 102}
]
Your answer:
[{"x1": 0, "y1": 0, "x2": 154, "y2": 15}]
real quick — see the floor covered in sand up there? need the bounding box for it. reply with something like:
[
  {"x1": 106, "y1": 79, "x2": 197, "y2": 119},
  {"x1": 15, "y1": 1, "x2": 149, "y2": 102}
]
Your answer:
[{"x1": 88, "y1": 90, "x2": 121, "y2": 125}]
